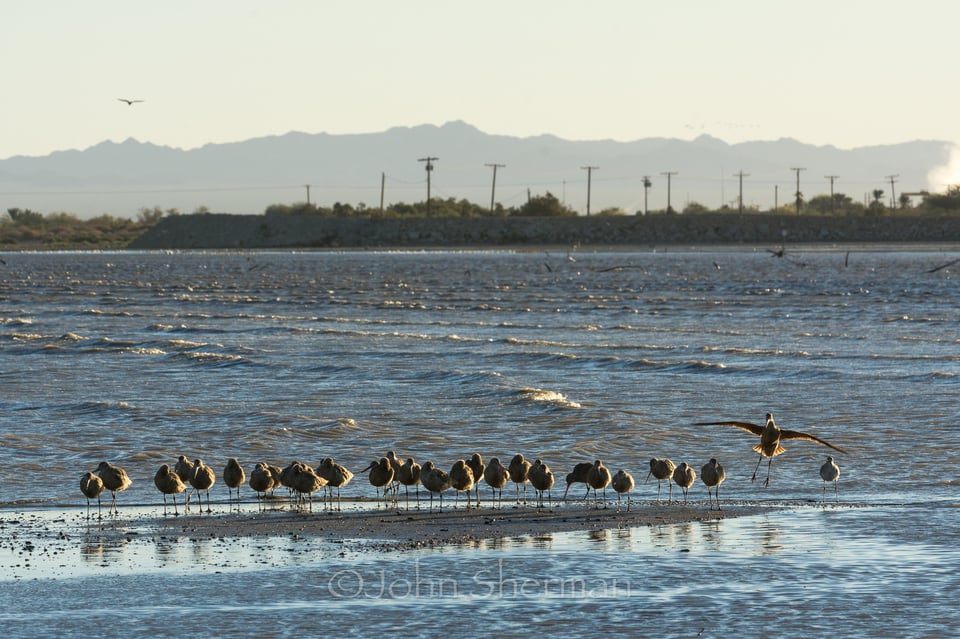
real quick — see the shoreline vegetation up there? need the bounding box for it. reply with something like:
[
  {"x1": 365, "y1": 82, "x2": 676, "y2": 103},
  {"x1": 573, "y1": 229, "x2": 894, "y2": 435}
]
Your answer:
[
  {"x1": 4, "y1": 184, "x2": 960, "y2": 250},
  {"x1": 3, "y1": 205, "x2": 960, "y2": 251}
]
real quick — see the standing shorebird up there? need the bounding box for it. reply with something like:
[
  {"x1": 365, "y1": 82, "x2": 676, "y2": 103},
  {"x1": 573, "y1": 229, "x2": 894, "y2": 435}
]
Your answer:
[
  {"x1": 420, "y1": 461, "x2": 451, "y2": 512},
  {"x1": 508, "y1": 453, "x2": 531, "y2": 504},
  {"x1": 529, "y1": 459, "x2": 556, "y2": 512},
  {"x1": 466, "y1": 453, "x2": 485, "y2": 508},
  {"x1": 80, "y1": 472, "x2": 104, "y2": 519},
  {"x1": 249, "y1": 462, "x2": 275, "y2": 506},
  {"x1": 562, "y1": 461, "x2": 593, "y2": 501},
  {"x1": 223, "y1": 458, "x2": 245, "y2": 508},
  {"x1": 318, "y1": 457, "x2": 354, "y2": 510},
  {"x1": 154, "y1": 464, "x2": 187, "y2": 515},
  {"x1": 673, "y1": 462, "x2": 696, "y2": 505},
  {"x1": 611, "y1": 469, "x2": 635, "y2": 512},
  {"x1": 695, "y1": 412, "x2": 848, "y2": 486},
  {"x1": 646, "y1": 458, "x2": 676, "y2": 503},
  {"x1": 396, "y1": 457, "x2": 422, "y2": 509},
  {"x1": 483, "y1": 457, "x2": 510, "y2": 508},
  {"x1": 361, "y1": 458, "x2": 395, "y2": 507},
  {"x1": 289, "y1": 462, "x2": 326, "y2": 511},
  {"x1": 449, "y1": 460, "x2": 475, "y2": 508},
  {"x1": 820, "y1": 455, "x2": 841, "y2": 503},
  {"x1": 700, "y1": 458, "x2": 726, "y2": 511},
  {"x1": 586, "y1": 459, "x2": 612, "y2": 509},
  {"x1": 189, "y1": 458, "x2": 216, "y2": 513},
  {"x1": 96, "y1": 461, "x2": 132, "y2": 514},
  {"x1": 174, "y1": 456, "x2": 196, "y2": 504}
]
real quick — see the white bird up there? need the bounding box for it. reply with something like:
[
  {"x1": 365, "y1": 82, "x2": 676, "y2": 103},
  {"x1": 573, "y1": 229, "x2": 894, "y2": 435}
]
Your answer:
[
  {"x1": 695, "y1": 412, "x2": 847, "y2": 486},
  {"x1": 820, "y1": 455, "x2": 841, "y2": 502}
]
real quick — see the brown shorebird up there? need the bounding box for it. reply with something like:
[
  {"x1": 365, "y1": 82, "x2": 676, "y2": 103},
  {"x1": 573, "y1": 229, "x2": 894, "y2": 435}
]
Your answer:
[
  {"x1": 611, "y1": 469, "x2": 635, "y2": 512},
  {"x1": 449, "y1": 460, "x2": 475, "y2": 509},
  {"x1": 223, "y1": 458, "x2": 245, "y2": 507},
  {"x1": 289, "y1": 462, "x2": 326, "y2": 511},
  {"x1": 820, "y1": 455, "x2": 841, "y2": 503},
  {"x1": 483, "y1": 457, "x2": 510, "y2": 508},
  {"x1": 508, "y1": 453, "x2": 531, "y2": 504},
  {"x1": 361, "y1": 458, "x2": 395, "y2": 507},
  {"x1": 673, "y1": 462, "x2": 697, "y2": 504},
  {"x1": 154, "y1": 464, "x2": 187, "y2": 515},
  {"x1": 529, "y1": 459, "x2": 556, "y2": 511},
  {"x1": 189, "y1": 458, "x2": 216, "y2": 512},
  {"x1": 174, "y1": 456, "x2": 196, "y2": 504},
  {"x1": 248, "y1": 462, "x2": 275, "y2": 506},
  {"x1": 700, "y1": 458, "x2": 726, "y2": 510},
  {"x1": 466, "y1": 453, "x2": 485, "y2": 507},
  {"x1": 646, "y1": 458, "x2": 676, "y2": 503},
  {"x1": 80, "y1": 472, "x2": 104, "y2": 519},
  {"x1": 396, "y1": 457, "x2": 421, "y2": 509},
  {"x1": 96, "y1": 461, "x2": 132, "y2": 514},
  {"x1": 695, "y1": 412, "x2": 848, "y2": 486},
  {"x1": 420, "y1": 461, "x2": 451, "y2": 512},
  {"x1": 318, "y1": 457, "x2": 354, "y2": 510},
  {"x1": 586, "y1": 459, "x2": 612, "y2": 509},
  {"x1": 562, "y1": 461, "x2": 593, "y2": 501}
]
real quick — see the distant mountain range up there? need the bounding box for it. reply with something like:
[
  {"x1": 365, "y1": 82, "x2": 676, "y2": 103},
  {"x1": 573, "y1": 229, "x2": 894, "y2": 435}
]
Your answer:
[{"x1": 0, "y1": 121, "x2": 951, "y2": 218}]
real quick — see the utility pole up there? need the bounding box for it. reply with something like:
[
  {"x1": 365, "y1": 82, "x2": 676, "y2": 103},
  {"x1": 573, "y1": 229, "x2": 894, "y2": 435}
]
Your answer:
[
  {"x1": 379, "y1": 172, "x2": 385, "y2": 216},
  {"x1": 418, "y1": 156, "x2": 438, "y2": 215},
  {"x1": 774, "y1": 185, "x2": 779, "y2": 210},
  {"x1": 734, "y1": 170, "x2": 749, "y2": 214},
  {"x1": 661, "y1": 171, "x2": 678, "y2": 213},
  {"x1": 825, "y1": 175, "x2": 839, "y2": 213},
  {"x1": 886, "y1": 174, "x2": 899, "y2": 208},
  {"x1": 790, "y1": 167, "x2": 806, "y2": 215},
  {"x1": 642, "y1": 175, "x2": 652, "y2": 216},
  {"x1": 304, "y1": 184, "x2": 311, "y2": 206},
  {"x1": 485, "y1": 163, "x2": 505, "y2": 215},
  {"x1": 581, "y1": 166, "x2": 599, "y2": 215}
]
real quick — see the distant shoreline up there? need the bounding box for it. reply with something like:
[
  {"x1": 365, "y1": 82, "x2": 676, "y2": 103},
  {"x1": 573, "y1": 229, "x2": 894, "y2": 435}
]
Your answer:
[{"x1": 129, "y1": 213, "x2": 960, "y2": 250}]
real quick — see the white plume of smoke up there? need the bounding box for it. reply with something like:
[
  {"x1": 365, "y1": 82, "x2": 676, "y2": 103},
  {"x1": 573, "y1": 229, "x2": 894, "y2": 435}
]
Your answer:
[{"x1": 927, "y1": 143, "x2": 960, "y2": 192}]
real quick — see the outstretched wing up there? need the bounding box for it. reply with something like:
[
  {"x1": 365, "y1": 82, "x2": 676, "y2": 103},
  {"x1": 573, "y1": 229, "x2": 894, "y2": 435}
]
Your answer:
[
  {"x1": 780, "y1": 429, "x2": 848, "y2": 454},
  {"x1": 694, "y1": 420, "x2": 764, "y2": 437}
]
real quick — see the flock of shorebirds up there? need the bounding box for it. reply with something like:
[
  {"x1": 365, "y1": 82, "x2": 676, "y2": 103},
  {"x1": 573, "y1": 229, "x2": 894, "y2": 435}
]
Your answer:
[{"x1": 79, "y1": 412, "x2": 847, "y2": 519}]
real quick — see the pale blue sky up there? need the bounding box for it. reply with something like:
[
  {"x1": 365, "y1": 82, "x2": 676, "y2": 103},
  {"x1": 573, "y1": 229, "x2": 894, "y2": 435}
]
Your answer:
[{"x1": 3, "y1": 0, "x2": 958, "y2": 160}]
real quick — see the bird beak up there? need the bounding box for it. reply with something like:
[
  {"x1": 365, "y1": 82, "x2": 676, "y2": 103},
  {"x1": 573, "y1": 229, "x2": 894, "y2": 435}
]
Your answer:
[
  {"x1": 360, "y1": 462, "x2": 374, "y2": 472},
  {"x1": 644, "y1": 470, "x2": 652, "y2": 484}
]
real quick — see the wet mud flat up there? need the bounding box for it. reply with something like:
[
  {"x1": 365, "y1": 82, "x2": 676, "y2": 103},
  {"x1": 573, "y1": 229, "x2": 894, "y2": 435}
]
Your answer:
[{"x1": 0, "y1": 498, "x2": 774, "y2": 579}]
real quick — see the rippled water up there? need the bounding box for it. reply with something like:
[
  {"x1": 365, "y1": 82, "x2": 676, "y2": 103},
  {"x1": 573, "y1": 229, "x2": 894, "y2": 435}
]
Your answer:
[{"x1": 1, "y1": 248, "x2": 958, "y2": 637}]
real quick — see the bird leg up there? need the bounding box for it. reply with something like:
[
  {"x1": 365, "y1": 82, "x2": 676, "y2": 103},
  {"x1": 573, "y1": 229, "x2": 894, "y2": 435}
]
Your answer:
[{"x1": 751, "y1": 455, "x2": 763, "y2": 482}]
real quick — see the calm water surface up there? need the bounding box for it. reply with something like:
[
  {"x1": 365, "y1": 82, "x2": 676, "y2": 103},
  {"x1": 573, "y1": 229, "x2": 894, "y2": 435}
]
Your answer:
[{"x1": 1, "y1": 248, "x2": 957, "y2": 637}]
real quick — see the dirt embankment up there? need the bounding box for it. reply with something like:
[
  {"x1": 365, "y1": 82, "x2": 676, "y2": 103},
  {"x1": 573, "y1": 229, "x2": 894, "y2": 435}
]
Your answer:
[{"x1": 129, "y1": 213, "x2": 960, "y2": 250}]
